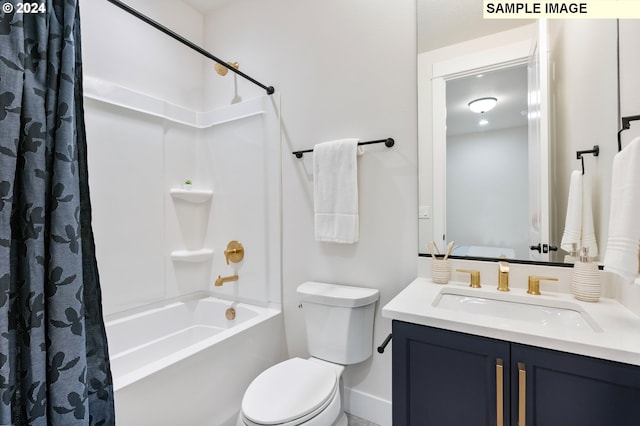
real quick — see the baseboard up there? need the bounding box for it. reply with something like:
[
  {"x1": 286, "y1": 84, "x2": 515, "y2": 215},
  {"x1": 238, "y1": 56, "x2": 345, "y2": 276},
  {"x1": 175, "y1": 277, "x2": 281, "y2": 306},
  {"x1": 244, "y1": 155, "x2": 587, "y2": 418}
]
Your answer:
[{"x1": 343, "y1": 386, "x2": 392, "y2": 426}]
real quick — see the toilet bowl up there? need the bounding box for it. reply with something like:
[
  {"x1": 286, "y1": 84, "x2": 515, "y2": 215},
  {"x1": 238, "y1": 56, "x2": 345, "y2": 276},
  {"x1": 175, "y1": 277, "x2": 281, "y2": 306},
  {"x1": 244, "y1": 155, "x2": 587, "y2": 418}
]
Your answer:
[
  {"x1": 237, "y1": 282, "x2": 379, "y2": 426},
  {"x1": 237, "y1": 358, "x2": 346, "y2": 426}
]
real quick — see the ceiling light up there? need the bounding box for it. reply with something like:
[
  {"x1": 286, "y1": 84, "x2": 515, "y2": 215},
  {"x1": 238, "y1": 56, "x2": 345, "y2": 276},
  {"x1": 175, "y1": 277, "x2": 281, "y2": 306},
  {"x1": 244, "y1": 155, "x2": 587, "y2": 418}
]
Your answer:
[
  {"x1": 479, "y1": 119, "x2": 489, "y2": 126},
  {"x1": 468, "y1": 97, "x2": 497, "y2": 113}
]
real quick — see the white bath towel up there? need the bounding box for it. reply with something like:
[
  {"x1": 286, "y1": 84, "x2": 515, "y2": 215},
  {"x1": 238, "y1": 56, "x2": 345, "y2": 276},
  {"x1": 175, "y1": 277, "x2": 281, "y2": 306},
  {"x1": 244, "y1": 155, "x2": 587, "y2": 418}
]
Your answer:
[
  {"x1": 604, "y1": 137, "x2": 640, "y2": 280},
  {"x1": 313, "y1": 138, "x2": 359, "y2": 243},
  {"x1": 560, "y1": 170, "x2": 583, "y2": 253},
  {"x1": 560, "y1": 170, "x2": 598, "y2": 258}
]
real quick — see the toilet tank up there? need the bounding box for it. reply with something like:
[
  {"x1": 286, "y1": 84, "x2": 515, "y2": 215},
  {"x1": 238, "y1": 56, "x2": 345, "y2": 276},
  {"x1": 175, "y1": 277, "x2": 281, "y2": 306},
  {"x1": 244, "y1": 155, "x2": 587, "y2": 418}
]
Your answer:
[{"x1": 297, "y1": 282, "x2": 379, "y2": 365}]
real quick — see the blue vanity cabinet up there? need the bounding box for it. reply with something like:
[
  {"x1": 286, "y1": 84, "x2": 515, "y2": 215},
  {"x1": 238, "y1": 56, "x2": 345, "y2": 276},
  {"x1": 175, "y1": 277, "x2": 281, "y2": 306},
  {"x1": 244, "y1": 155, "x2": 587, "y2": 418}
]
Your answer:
[
  {"x1": 392, "y1": 320, "x2": 640, "y2": 426},
  {"x1": 392, "y1": 320, "x2": 510, "y2": 425},
  {"x1": 512, "y1": 343, "x2": 640, "y2": 426}
]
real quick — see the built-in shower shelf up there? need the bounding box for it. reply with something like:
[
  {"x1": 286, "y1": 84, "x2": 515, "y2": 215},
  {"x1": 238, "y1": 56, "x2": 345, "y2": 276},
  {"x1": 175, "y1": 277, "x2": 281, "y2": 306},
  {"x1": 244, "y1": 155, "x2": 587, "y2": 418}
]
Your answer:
[
  {"x1": 170, "y1": 249, "x2": 214, "y2": 263},
  {"x1": 170, "y1": 188, "x2": 213, "y2": 203}
]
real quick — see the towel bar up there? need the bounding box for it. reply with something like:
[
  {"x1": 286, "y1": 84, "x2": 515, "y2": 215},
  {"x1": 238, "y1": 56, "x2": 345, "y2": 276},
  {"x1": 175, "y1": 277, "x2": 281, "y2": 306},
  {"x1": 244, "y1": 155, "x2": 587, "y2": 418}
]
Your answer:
[{"x1": 293, "y1": 138, "x2": 395, "y2": 158}]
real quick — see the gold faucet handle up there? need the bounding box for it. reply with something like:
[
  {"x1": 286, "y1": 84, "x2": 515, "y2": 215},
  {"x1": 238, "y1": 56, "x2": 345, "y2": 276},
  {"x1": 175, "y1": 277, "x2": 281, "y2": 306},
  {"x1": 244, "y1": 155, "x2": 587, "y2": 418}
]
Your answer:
[
  {"x1": 527, "y1": 276, "x2": 558, "y2": 295},
  {"x1": 224, "y1": 240, "x2": 244, "y2": 265},
  {"x1": 457, "y1": 269, "x2": 481, "y2": 288}
]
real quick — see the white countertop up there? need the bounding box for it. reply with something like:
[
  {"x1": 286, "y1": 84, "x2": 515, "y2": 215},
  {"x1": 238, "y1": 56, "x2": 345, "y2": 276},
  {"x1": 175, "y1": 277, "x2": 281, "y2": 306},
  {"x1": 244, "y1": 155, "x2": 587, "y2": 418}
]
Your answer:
[{"x1": 382, "y1": 277, "x2": 640, "y2": 366}]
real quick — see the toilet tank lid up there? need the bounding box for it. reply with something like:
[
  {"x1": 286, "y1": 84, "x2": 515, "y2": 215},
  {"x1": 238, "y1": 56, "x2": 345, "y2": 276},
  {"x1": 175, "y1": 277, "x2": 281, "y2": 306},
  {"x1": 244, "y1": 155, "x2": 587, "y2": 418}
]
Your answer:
[{"x1": 297, "y1": 282, "x2": 379, "y2": 307}]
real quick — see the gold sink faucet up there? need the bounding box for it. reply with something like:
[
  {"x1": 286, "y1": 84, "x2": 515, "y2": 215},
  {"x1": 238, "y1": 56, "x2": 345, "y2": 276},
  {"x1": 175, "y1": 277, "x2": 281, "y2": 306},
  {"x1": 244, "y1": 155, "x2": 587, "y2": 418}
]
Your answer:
[
  {"x1": 215, "y1": 274, "x2": 238, "y2": 287},
  {"x1": 497, "y1": 262, "x2": 509, "y2": 291}
]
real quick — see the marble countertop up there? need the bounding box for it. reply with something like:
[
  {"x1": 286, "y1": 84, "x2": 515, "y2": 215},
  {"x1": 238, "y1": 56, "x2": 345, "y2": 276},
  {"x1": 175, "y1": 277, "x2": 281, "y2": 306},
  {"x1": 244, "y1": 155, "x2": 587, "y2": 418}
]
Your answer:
[{"x1": 382, "y1": 277, "x2": 640, "y2": 366}]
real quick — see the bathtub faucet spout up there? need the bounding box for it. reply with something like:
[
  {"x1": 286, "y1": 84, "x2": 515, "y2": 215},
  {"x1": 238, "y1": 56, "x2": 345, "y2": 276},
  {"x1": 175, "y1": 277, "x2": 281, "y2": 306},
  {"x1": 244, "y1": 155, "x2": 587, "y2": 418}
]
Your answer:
[{"x1": 215, "y1": 274, "x2": 238, "y2": 287}]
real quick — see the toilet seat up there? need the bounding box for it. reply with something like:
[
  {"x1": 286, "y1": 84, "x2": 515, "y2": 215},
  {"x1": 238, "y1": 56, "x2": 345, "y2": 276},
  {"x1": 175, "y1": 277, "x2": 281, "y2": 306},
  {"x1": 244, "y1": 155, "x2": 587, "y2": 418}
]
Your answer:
[{"x1": 240, "y1": 358, "x2": 338, "y2": 426}]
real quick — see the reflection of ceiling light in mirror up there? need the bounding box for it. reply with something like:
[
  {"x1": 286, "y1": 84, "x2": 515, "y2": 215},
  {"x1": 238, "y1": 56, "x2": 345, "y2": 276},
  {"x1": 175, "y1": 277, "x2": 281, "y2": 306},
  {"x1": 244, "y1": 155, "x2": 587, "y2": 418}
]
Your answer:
[
  {"x1": 468, "y1": 97, "x2": 497, "y2": 113},
  {"x1": 479, "y1": 119, "x2": 489, "y2": 126}
]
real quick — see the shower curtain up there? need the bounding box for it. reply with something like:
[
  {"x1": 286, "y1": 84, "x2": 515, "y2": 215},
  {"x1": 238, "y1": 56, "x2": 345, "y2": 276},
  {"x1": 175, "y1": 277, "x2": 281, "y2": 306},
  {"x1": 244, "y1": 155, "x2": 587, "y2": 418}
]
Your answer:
[{"x1": 0, "y1": 1, "x2": 114, "y2": 424}]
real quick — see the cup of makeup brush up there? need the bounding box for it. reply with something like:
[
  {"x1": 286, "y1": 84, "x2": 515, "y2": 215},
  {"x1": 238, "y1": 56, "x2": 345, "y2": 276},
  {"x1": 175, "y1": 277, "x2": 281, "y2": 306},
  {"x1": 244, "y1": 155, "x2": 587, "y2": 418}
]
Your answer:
[{"x1": 431, "y1": 257, "x2": 451, "y2": 284}]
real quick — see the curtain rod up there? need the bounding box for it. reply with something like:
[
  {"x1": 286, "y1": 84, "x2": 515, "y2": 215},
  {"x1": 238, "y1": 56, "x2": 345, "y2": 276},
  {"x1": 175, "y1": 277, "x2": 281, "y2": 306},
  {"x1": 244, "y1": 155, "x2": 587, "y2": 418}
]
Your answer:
[{"x1": 104, "y1": 0, "x2": 275, "y2": 95}]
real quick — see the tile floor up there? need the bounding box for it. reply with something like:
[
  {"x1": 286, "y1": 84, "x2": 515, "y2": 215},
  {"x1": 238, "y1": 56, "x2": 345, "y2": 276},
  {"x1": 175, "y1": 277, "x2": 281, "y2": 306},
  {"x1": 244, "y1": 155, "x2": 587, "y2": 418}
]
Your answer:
[{"x1": 346, "y1": 413, "x2": 380, "y2": 426}]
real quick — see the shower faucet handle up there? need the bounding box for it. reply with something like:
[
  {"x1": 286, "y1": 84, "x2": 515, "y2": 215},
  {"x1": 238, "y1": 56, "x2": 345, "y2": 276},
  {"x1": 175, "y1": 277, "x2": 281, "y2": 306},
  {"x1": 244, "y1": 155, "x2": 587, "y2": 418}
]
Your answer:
[{"x1": 224, "y1": 240, "x2": 244, "y2": 265}]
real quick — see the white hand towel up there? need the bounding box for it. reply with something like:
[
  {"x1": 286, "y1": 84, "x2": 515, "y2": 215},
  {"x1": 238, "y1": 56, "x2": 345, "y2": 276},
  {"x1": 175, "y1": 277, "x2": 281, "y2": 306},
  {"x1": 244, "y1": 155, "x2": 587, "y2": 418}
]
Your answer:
[
  {"x1": 560, "y1": 170, "x2": 599, "y2": 257},
  {"x1": 561, "y1": 170, "x2": 583, "y2": 253},
  {"x1": 581, "y1": 174, "x2": 598, "y2": 257},
  {"x1": 313, "y1": 138, "x2": 359, "y2": 243},
  {"x1": 604, "y1": 137, "x2": 640, "y2": 280}
]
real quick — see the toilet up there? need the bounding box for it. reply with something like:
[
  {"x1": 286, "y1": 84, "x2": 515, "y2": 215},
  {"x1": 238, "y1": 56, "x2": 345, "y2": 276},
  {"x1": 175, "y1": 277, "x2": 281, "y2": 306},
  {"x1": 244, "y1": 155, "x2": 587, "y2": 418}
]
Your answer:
[{"x1": 237, "y1": 281, "x2": 379, "y2": 426}]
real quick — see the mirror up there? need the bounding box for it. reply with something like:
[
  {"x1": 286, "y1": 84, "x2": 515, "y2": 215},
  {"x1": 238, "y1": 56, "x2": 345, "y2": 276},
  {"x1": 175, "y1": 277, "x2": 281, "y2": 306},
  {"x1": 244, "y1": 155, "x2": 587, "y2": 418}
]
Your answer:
[
  {"x1": 446, "y1": 64, "x2": 530, "y2": 260},
  {"x1": 417, "y1": 2, "x2": 620, "y2": 264}
]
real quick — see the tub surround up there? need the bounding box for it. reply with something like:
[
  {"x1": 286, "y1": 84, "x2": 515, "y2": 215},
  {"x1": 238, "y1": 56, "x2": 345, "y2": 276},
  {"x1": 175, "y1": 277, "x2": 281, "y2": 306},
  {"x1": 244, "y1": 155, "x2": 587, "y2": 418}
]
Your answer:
[
  {"x1": 84, "y1": 75, "x2": 282, "y2": 314},
  {"x1": 384, "y1": 258, "x2": 640, "y2": 366}
]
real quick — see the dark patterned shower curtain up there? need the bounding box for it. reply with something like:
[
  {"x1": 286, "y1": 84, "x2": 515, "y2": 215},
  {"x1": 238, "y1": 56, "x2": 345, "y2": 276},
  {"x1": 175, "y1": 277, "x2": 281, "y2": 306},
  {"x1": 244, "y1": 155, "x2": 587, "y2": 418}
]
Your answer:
[{"x1": 0, "y1": 1, "x2": 114, "y2": 424}]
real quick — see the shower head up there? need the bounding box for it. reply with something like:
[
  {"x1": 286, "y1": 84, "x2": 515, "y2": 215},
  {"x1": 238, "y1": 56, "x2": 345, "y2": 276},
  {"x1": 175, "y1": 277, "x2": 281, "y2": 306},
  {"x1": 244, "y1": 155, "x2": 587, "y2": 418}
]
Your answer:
[{"x1": 215, "y1": 61, "x2": 239, "y2": 76}]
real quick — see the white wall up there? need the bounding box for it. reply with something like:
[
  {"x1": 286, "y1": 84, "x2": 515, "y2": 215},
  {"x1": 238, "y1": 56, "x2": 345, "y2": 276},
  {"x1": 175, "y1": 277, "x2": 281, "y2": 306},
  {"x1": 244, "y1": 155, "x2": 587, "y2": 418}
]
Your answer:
[
  {"x1": 548, "y1": 19, "x2": 618, "y2": 263},
  {"x1": 620, "y1": 20, "x2": 640, "y2": 130},
  {"x1": 203, "y1": 1, "x2": 417, "y2": 423},
  {"x1": 447, "y1": 126, "x2": 529, "y2": 258}
]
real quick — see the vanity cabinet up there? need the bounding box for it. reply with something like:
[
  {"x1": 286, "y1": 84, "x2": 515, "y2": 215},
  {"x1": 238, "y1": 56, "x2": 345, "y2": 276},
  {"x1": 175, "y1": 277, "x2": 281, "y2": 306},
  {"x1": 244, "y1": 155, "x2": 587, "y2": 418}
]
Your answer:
[
  {"x1": 512, "y1": 343, "x2": 640, "y2": 425},
  {"x1": 392, "y1": 320, "x2": 640, "y2": 426}
]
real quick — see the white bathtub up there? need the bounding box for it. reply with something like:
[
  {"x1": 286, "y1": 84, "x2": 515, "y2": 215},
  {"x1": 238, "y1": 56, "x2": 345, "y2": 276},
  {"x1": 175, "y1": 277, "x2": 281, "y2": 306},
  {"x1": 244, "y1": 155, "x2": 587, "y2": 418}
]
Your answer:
[{"x1": 105, "y1": 294, "x2": 285, "y2": 426}]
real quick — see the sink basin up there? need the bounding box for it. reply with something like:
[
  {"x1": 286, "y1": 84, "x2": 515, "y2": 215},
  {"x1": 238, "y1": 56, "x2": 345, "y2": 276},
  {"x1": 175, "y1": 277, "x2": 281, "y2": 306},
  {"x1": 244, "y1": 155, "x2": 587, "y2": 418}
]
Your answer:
[{"x1": 433, "y1": 288, "x2": 602, "y2": 332}]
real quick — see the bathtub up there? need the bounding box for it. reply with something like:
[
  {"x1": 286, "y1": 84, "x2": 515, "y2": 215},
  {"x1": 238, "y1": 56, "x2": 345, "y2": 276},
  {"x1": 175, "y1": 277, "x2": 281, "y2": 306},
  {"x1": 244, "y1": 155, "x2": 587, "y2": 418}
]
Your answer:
[{"x1": 105, "y1": 293, "x2": 285, "y2": 426}]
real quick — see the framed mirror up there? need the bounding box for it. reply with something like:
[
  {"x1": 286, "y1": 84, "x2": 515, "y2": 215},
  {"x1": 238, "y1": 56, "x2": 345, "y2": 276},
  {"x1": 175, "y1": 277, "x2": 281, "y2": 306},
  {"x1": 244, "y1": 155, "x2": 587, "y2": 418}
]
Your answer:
[{"x1": 417, "y1": 2, "x2": 620, "y2": 265}]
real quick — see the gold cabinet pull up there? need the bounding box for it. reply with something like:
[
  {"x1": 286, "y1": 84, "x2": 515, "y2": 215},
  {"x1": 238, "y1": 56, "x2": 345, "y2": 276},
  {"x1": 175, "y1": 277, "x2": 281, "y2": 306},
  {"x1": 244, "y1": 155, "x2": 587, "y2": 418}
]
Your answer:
[
  {"x1": 518, "y1": 362, "x2": 526, "y2": 426},
  {"x1": 496, "y1": 358, "x2": 504, "y2": 426}
]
